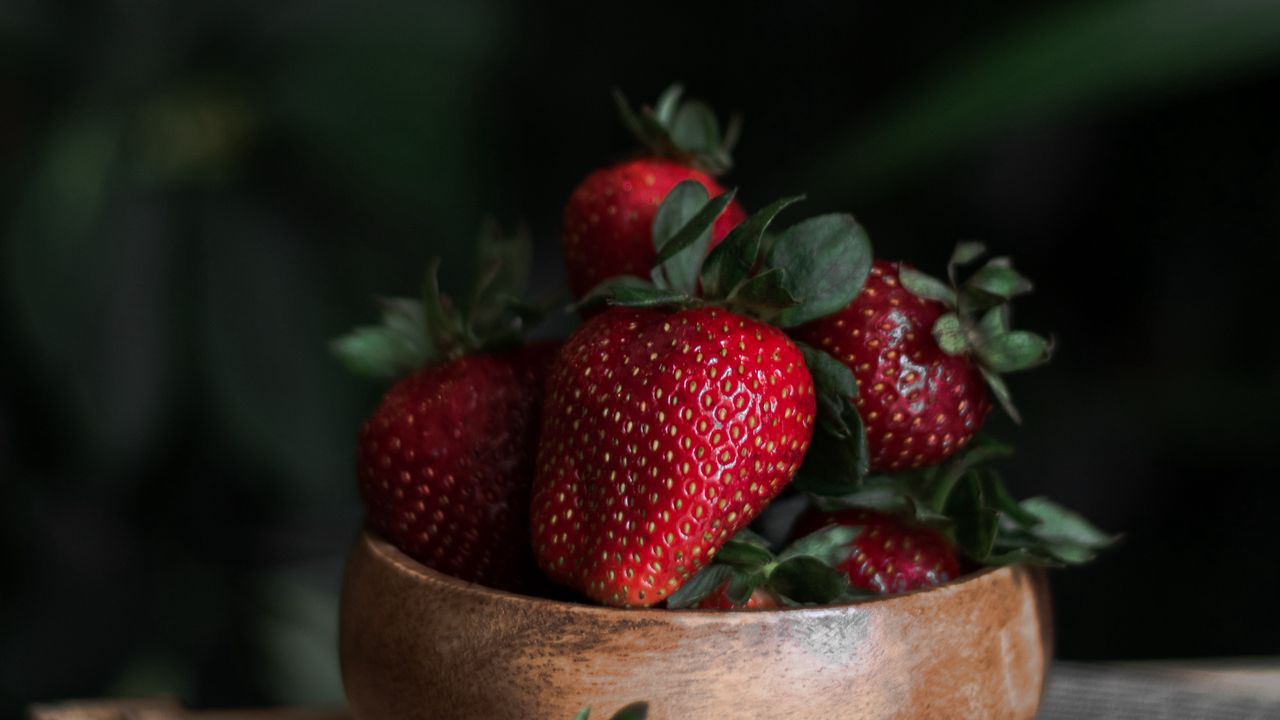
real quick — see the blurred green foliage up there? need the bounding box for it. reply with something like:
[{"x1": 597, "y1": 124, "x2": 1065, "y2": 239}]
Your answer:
[{"x1": 2, "y1": 0, "x2": 1280, "y2": 714}]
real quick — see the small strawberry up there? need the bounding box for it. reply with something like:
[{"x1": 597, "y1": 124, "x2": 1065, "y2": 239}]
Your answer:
[
  {"x1": 695, "y1": 584, "x2": 781, "y2": 610},
  {"x1": 334, "y1": 223, "x2": 558, "y2": 590},
  {"x1": 562, "y1": 85, "x2": 747, "y2": 300},
  {"x1": 563, "y1": 158, "x2": 745, "y2": 298},
  {"x1": 793, "y1": 507, "x2": 961, "y2": 595},
  {"x1": 792, "y1": 244, "x2": 1051, "y2": 473},
  {"x1": 533, "y1": 184, "x2": 877, "y2": 607}
]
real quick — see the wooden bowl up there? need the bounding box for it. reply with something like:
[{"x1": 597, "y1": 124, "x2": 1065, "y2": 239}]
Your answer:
[{"x1": 340, "y1": 531, "x2": 1052, "y2": 720}]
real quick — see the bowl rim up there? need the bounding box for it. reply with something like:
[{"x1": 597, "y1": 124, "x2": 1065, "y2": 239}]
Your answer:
[{"x1": 354, "y1": 530, "x2": 1017, "y2": 622}]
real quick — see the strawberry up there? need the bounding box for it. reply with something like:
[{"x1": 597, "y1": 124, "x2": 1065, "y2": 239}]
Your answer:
[
  {"x1": 562, "y1": 85, "x2": 747, "y2": 300},
  {"x1": 563, "y1": 158, "x2": 746, "y2": 298},
  {"x1": 695, "y1": 584, "x2": 781, "y2": 610},
  {"x1": 533, "y1": 182, "x2": 877, "y2": 607},
  {"x1": 357, "y1": 341, "x2": 558, "y2": 588},
  {"x1": 792, "y1": 244, "x2": 1051, "y2": 474},
  {"x1": 531, "y1": 306, "x2": 816, "y2": 606},
  {"x1": 794, "y1": 507, "x2": 961, "y2": 595},
  {"x1": 334, "y1": 223, "x2": 557, "y2": 590}
]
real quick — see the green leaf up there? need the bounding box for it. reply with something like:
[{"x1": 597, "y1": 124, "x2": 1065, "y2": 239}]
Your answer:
[
  {"x1": 931, "y1": 312, "x2": 969, "y2": 355},
  {"x1": 666, "y1": 564, "x2": 735, "y2": 609},
  {"x1": 613, "y1": 89, "x2": 648, "y2": 147},
  {"x1": 715, "y1": 538, "x2": 775, "y2": 568},
  {"x1": 468, "y1": 221, "x2": 532, "y2": 338},
  {"x1": 608, "y1": 285, "x2": 695, "y2": 309},
  {"x1": 982, "y1": 472, "x2": 1041, "y2": 529},
  {"x1": 898, "y1": 266, "x2": 957, "y2": 306},
  {"x1": 964, "y1": 260, "x2": 1034, "y2": 300},
  {"x1": 812, "y1": 476, "x2": 915, "y2": 515},
  {"x1": 975, "y1": 331, "x2": 1052, "y2": 373},
  {"x1": 766, "y1": 214, "x2": 873, "y2": 327},
  {"x1": 651, "y1": 180, "x2": 708, "y2": 261},
  {"x1": 609, "y1": 702, "x2": 650, "y2": 720},
  {"x1": 652, "y1": 185, "x2": 738, "y2": 294},
  {"x1": 421, "y1": 258, "x2": 466, "y2": 358},
  {"x1": 728, "y1": 527, "x2": 772, "y2": 549},
  {"x1": 701, "y1": 195, "x2": 804, "y2": 298},
  {"x1": 794, "y1": 399, "x2": 869, "y2": 495},
  {"x1": 330, "y1": 299, "x2": 431, "y2": 378},
  {"x1": 946, "y1": 472, "x2": 999, "y2": 561},
  {"x1": 670, "y1": 100, "x2": 720, "y2": 153},
  {"x1": 1020, "y1": 498, "x2": 1116, "y2": 549},
  {"x1": 768, "y1": 556, "x2": 850, "y2": 605},
  {"x1": 975, "y1": 305, "x2": 1011, "y2": 340},
  {"x1": 731, "y1": 267, "x2": 800, "y2": 313},
  {"x1": 653, "y1": 84, "x2": 684, "y2": 126},
  {"x1": 575, "y1": 707, "x2": 591, "y2": 720},
  {"x1": 980, "y1": 366, "x2": 1023, "y2": 424},
  {"x1": 576, "y1": 275, "x2": 653, "y2": 311},
  {"x1": 796, "y1": 342, "x2": 858, "y2": 399},
  {"x1": 777, "y1": 524, "x2": 860, "y2": 566},
  {"x1": 926, "y1": 436, "x2": 1015, "y2": 512},
  {"x1": 725, "y1": 568, "x2": 767, "y2": 606},
  {"x1": 950, "y1": 241, "x2": 988, "y2": 270}
]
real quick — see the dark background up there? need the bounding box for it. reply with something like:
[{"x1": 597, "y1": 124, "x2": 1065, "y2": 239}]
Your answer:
[{"x1": 4, "y1": 0, "x2": 1280, "y2": 714}]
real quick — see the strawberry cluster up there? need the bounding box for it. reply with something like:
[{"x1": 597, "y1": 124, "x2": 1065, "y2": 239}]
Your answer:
[{"x1": 334, "y1": 85, "x2": 1113, "y2": 611}]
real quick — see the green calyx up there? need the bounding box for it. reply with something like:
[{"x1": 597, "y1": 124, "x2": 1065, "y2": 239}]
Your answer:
[
  {"x1": 331, "y1": 220, "x2": 549, "y2": 379},
  {"x1": 666, "y1": 526, "x2": 876, "y2": 609},
  {"x1": 897, "y1": 241, "x2": 1053, "y2": 423},
  {"x1": 807, "y1": 437, "x2": 1118, "y2": 568},
  {"x1": 580, "y1": 181, "x2": 873, "y2": 330},
  {"x1": 579, "y1": 181, "x2": 876, "y2": 501},
  {"x1": 613, "y1": 84, "x2": 740, "y2": 175}
]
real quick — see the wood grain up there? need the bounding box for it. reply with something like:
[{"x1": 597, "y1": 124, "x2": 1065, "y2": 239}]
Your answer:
[{"x1": 341, "y1": 531, "x2": 1052, "y2": 720}]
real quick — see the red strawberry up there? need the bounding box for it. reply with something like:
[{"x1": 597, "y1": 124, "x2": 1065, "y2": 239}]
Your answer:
[
  {"x1": 335, "y1": 224, "x2": 559, "y2": 591},
  {"x1": 562, "y1": 157, "x2": 746, "y2": 299},
  {"x1": 695, "y1": 584, "x2": 781, "y2": 610},
  {"x1": 357, "y1": 341, "x2": 559, "y2": 589},
  {"x1": 793, "y1": 260, "x2": 991, "y2": 471},
  {"x1": 531, "y1": 306, "x2": 816, "y2": 607},
  {"x1": 795, "y1": 507, "x2": 961, "y2": 595}
]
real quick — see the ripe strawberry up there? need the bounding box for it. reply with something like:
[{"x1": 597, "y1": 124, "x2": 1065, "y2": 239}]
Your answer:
[
  {"x1": 695, "y1": 584, "x2": 781, "y2": 610},
  {"x1": 357, "y1": 341, "x2": 558, "y2": 588},
  {"x1": 793, "y1": 261, "x2": 990, "y2": 471},
  {"x1": 562, "y1": 85, "x2": 748, "y2": 300},
  {"x1": 562, "y1": 157, "x2": 746, "y2": 298},
  {"x1": 792, "y1": 245, "x2": 1051, "y2": 473},
  {"x1": 334, "y1": 223, "x2": 557, "y2": 591},
  {"x1": 531, "y1": 306, "x2": 816, "y2": 607},
  {"x1": 795, "y1": 507, "x2": 961, "y2": 595}
]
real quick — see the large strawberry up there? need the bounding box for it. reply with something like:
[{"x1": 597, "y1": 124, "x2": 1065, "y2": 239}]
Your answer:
[
  {"x1": 794, "y1": 507, "x2": 961, "y2": 595},
  {"x1": 334, "y1": 223, "x2": 557, "y2": 590},
  {"x1": 533, "y1": 184, "x2": 877, "y2": 607},
  {"x1": 562, "y1": 86, "x2": 748, "y2": 300},
  {"x1": 532, "y1": 306, "x2": 815, "y2": 605},
  {"x1": 792, "y1": 244, "x2": 1051, "y2": 474}
]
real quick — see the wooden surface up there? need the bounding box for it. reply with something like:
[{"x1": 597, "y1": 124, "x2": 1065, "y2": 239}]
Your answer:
[
  {"x1": 29, "y1": 661, "x2": 1280, "y2": 719},
  {"x1": 339, "y1": 531, "x2": 1052, "y2": 720}
]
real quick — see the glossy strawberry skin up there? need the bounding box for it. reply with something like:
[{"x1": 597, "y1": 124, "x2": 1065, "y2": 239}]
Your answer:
[
  {"x1": 792, "y1": 260, "x2": 991, "y2": 472},
  {"x1": 695, "y1": 584, "x2": 781, "y2": 610},
  {"x1": 356, "y1": 341, "x2": 559, "y2": 590},
  {"x1": 561, "y1": 157, "x2": 747, "y2": 299},
  {"x1": 531, "y1": 307, "x2": 815, "y2": 607},
  {"x1": 796, "y1": 508, "x2": 961, "y2": 595}
]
